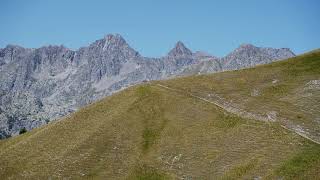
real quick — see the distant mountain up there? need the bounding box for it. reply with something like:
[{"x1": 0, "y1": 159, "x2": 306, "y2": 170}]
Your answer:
[
  {"x1": 221, "y1": 44, "x2": 295, "y2": 70},
  {"x1": 168, "y1": 41, "x2": 193, "y2": 57},
  {"x1": 0, "y1": 34, "x2": 295, "y2": 138}
]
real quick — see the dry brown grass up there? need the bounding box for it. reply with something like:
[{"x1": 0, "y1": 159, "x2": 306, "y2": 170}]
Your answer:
[{"x1": 161, "y1": 51, "x2": 320, "y2": 143}]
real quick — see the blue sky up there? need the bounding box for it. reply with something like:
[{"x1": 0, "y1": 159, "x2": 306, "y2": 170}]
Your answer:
[{"x1": 0, "y1": 0, "x2": 319, "y2": 57}]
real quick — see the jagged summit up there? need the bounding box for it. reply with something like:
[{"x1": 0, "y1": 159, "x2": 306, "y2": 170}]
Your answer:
[
  {"x1": 89, "y1": 34, "x2": 128, "y2": 49},
  {"x1": 104, "y1": 33, "x2": 127, "y2": 46},
  {"x1": 168, "y1": 41, "x2": 192, "y2": 57},
  {"x1": 236, "y1": 44, "x2": 294, "y2": 55},
  {"x1": 235, "y1": 43, "x2": 257, "y2": 52},
  {"x1": 85, "y1": 33, "x2": 140, "y2": 59},
  {"x1": 239, "y1": 43, "x2": 255, "y2": 48},
  {"x1": 222, "y1": 43, "x2": 295, "y2": 70},
  {"x1": 101, "y1": 33, "x2": 133, "y2": 52}
]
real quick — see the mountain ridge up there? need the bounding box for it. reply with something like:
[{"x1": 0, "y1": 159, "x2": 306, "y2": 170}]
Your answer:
[{"x1": 0, "y1": 34, "x2": 295, "y2": 138}]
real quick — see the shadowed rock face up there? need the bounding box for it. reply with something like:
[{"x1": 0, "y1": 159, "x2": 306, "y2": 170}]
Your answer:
[{"x1": 0, "y1": 34, "x2": 295, "y2": 138}]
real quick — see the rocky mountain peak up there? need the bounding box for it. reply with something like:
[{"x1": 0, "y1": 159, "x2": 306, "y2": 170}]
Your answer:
[
  {"x1": 239, "y1": 43, "x2": 255, "y2": 48},
  {"x1": 168, "y1": 41, "x2": 192, "y2": 57},
  {"x1": 84, "y1": 34, "x2": 139, "y2": 60},
  {"x1": 222, "y1": 43, "x2": 295, "y2": 70},
  {"x1": 88, "y1": 34, "x2": 127, "y2": 51},
  {"x1": 104, "y1": 34, "x2": 127, "y2": 47},
  {"x1": 236, "y1": 43, "x2": 257, "y2": 52},
  {"x1": 102, "y1": 34, "x2": 139, "y2": 57}
]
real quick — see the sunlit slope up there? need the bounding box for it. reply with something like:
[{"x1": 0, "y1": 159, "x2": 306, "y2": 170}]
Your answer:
[
  {"x1": 162, "y1": 51, "x2": 320, "y2": 143},
  {"x1": 0, "y1": 51, "x2": 320, "y2": 179}
]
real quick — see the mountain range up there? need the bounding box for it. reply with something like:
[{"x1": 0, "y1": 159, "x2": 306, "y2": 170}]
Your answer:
[{"x1": 0, "y1": 34, "x2": 295, "y2": 138}]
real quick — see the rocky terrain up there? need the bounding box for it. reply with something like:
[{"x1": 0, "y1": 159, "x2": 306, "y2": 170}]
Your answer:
[{"x1": 0, "y1": 34, "x2": 295, "y2": 138}]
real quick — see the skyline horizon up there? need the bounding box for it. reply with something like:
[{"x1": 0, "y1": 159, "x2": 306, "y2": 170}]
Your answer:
[
  {"x1": 1, "y1": 0, "x2": 319, "y2": 57},
  {"x1": 1, "y1": 33, "x2": 298, "y2": 58}
]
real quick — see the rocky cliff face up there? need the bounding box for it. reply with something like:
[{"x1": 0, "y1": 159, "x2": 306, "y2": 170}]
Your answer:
[{"x1": 0, "y1": 34, "x2": 295, "y2": 138}]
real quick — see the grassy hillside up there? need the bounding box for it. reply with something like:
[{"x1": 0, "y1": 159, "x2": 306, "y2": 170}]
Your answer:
[
  {"x1": 161, "y1": 51, "x2": 320, "y2": 143},
  {"x1": 0, "y1": 51, "x2": 319, "y2": 179}
]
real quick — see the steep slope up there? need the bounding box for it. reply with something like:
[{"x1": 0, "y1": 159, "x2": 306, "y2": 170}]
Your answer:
[
  {"x1": 0, "y1": 36, "x2": 295, "y2": 138},
  {"x1": 0, "y1": 51, "x2": 319, "y2": 179}
]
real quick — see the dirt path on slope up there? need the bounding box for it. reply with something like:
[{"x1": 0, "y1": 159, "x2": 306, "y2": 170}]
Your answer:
[{"x1": 155, "y1": 84, "x2": 320, "y2": 145}]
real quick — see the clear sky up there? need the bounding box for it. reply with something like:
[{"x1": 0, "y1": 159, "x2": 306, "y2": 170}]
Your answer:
[{"x1": 0, "y1": 0, "x2": 319, "y2": 57}]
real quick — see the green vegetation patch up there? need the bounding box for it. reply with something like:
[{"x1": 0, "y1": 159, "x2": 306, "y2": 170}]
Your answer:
[
  {"x1": 137, "y1": 85, "x2": 152, "y2": 97},
  {"x1": 128, "y1": 164, "x2": 169, "y2": 180},
  {"x1": 211, "y1": 113, "x2": 244, "y2": 129},
  {"x1": 142, "y1": 128, "x2": 159, "y2": 151},
  {"x1": 135, "y1": 85, "x2": 168, "y2": 152},
  {"x1": 261, "y1": 84, "x2": 290, "y2": 97},
  {"x1": 274, "y1": 142, "x2": 320, "y2": 179},
  {"x1": 221, "y1": 159, "x2": 257, "y2": 179}
]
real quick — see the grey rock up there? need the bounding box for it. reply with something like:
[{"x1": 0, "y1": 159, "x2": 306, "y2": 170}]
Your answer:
[
  {"x1": 168, "y1": 41, "x2": 193, "y2": 58},
  {"x1": 220, "y1": 44, "x2": 295, "y2": 70},
  {"x1": 0, "y1": 34, "x2": 295, "y2": 138}
]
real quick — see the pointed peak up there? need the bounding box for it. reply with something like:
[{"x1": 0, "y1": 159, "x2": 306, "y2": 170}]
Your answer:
[
  {"x1": 104, "y1": 33, "x2": 126, "y2": 45},
  {"x1": 168, "y1": 41, "x2": 192, "y2": 57},
  {"x1": 99, "y1": 33, "x2": 140, "y2": 57},
  {"x1": 104, "y1": 33, "x2": 124, "y2": 40},
  {"x1": 175, "y1": 41, "x2": 185, "y2": 47},
  {"x1": 231, "y1": 43, "x2": 258, "y2": 53},
  {"x1": 89, "y1": 33, "x2": 128, "y2": 51},
  {"x1": 238, "y1": 43, "x2": 256, "y2": 49},
  {"x1": 174, "y1": 41, "x2": 190, "y2": 52}
]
